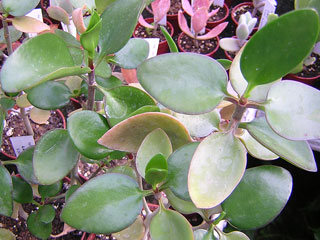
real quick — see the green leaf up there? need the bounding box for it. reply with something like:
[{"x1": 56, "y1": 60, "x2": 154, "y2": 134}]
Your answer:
[
  {"x1": 99, "y1": 0, "x2": 145, "y2": 56},
  {"x1": 0, "y1": 25, "x2": 22, "y2": 43},
  {"x1": 38, "y1": 181, "x2": 62, "y2": 199},
  {"x1": 61, "y1": 173, "x2": 143, "y2": 234},
  {"x1": 67, "y1": 110, "x2": 112, "y2": 160},
  {"x1": 137, "y1": 53, "x2": 228, "y2": 114},
  {"x1": 127, "y1": 105, "x2": 160, "y2": 118},
  {"x1": 70, "y1": 0, "x2": 95, "y2": 9},
  {"x1": 0, "y1": 33, "x2": 91, "y2": 93},
  {"x1": 173, "y1": 110, "x2": 220, "y2": 138},
  {"x1": 98, "y1": 112, "x2": 192, "y2": 152},
  {"x1": 96, "y1": 75, "x2": 123, "y2": 89},
  {"x1": 0, "y1": 228, "x2": 15, "y2": 240},
  {"x1": 0, "y1": 165, "x2": 13, "y2": 217},
  {"x1": 220, "y1": 231, "x2": 250, "y2": 240},
  {"x1": 114, "y1": 38, "x2": 149, "y2": 69},
  {"x1": 95, "y1": 59, "x2": 112, "y2": 79},
  {"x1": 150, "y1": 205, "x2": 194, "y2": 240},
  {"x1": 160, "y1": 25, "x2": 178, "y2": 53},
  {"x1": 136, "y1": 128, "x2": 172, "y2": 178},
  {"x1": 2, "y1": 0, "x2": 40, "y2": 16},
  {"x1": 194, "y1": 229, "x2": 215, "y2": 240},
  {"x1": 167, "y1": 142, "x2": 199, "y2": 201},
  {"x1": 27, "y1": 211, "x2": 52, "y2": 240},
  {"x1": 145, "y1": 154, "x2": 168, "y2": 188},
  {"x1": 0, "y1": 97, "x2": 15, "y2": 112},
  {"x1": 80, "y1": 11, "x2": 102, "y2": 58},
  {"x1": 14, "y1": 147, "x2": 38, "y2": 184},
  {"x1": 217, "y1": 59, "x2": 232, "y2": 70},
  {"x1": 27, "y1": 81, "x2": 72, "y2": 110},
  {"x1": 112, "y1": 215, "x2": 145, "y2": 240},
  {"x1": 107, "y1": 165, "x2": 138, "y2": 182},
  {"x1": 12, "y1": 176, "x2": 33, "y2": 203},
  {"x1": 65, "y1": 185, "x2": 81, "y2": 202},
  {"x1": 95, "y1": 0, "x2": 117, "y2": 14},
  {"x1": 101, "y1": 86, "x2": 156, "y2": 127},
  {"x1": 265, "y1": 80, "x2": 320, "y2": 141},
  {"x1": 241, "y1": 117, "x2": 317, "y2": 172},
  {"x1": 54, "y1": 29, "x2": 81, "y2": 48},
  {"x1": 240, "y1": 9, "x2": 320, "y2": 96},
  {"x1": 188, "y1": 132, "x2": 247, "y2": 208},
  {"x1": 222, "y1": 165, "x2": 293, "y2": 230},
  {"x1": 33, "y1": 129, "x2": 79, "y2": 185},
  {"x1": 37, "y1": 205, "x2": 55, "y2": 224}
]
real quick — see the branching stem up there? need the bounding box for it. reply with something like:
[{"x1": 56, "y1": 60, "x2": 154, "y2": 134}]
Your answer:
[{"x1": 87, "y1": 58, "x2": 96, "y2": 111}]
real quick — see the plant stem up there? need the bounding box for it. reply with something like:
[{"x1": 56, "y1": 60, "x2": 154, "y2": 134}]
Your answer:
[
  {"x1": 87, "y1": 58, "x2": 96, "y2": 111},
  {"x1": 88, "y1": 164, "x2": 104, "y2": 180},
  {"x1": 227, "y1": 102, "x2": 247, "y2": 132},
  {"x1": 152, "y1": 22, "x2": 159, "y2": 36},
  {"x1": 20, "y1": 108, "x2": 34, "y2": 136},
  {"x1": 1, "y1": 160, "x2": 17, "y2": 165},
  {"x1": 2, "y1": 19, "x2": 13, "y2": 55},
  {"x1": 46, "y1": 193, "x2": 66, "y2": 203},
  {"x1": 70, "y1": 158, "x2": 80, "y2": 185}
]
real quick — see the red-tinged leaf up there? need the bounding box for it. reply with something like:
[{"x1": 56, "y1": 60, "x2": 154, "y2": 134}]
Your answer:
[
  {"x1": 193, "y1": 0, "x2": 211, "y2": 10},
  {"x1": 192, "y1": 7, "x2": 208, "y2": 34},
  {"x1": 178, "y1": 10, "x2": 194, "y2": 38},
  {"x1": 138, "y1": 15, "x2": 155, "y2": 29},
  {"x1": 47, "y1": 6, "x2": 70, "y2": 25},
  {"x1": 197, "y1": 21, "x2": 228, "y2": 40},
  {"x1": 72, "y1": 7, "x2": 86, "y2": 34},
  {"x1": 12, "y1": 16, "x2": 50, "y2": 33},
  {"x1": 152, "y1": 0, "x2": 170, "y2": 23},
  {"x1": 181, "y1": 0, "x2": 194, "y2": 16},
  {"x1": 208, "y1": 7, "x2": 220, "y2": 18}
]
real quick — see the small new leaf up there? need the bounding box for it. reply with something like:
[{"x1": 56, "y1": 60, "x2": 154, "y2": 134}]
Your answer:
[{"x1": 145, "y1": 154, "x2": 168, "y2": 188}]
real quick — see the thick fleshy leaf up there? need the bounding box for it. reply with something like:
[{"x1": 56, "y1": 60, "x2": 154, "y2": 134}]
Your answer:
[
  {"x1": 55, "y1": 29, "x2": 81, "y2": 48},
  {"x1": 0, "y1": 228, "x2": 15, "y2": 240},
  {"x1": 2, "y1": 0, "x2": 40, "y2": 16},
  {"x1": 188, "y1": 132, "x2": 247, "y2": 208},
  {"x1": 178, "y1": 10, "x2": 194, "y2": 38},
  {"x1": 33, "y1": 129, "x2": 79, "y2": 185},
  {"x1": 0, "y1": 25, "x2": 22, "y2": 44},
  {"x1": 0, "y1": 33, "x2": 91, "y2": 93},
  {"x1": 95, "y1": 0, "x2": 117, "y2": 14},
  {"x1": 67, "y1": 110, "x2": 111, "y2": 160},
  {"x1": 173, "y1": 110, "x2": 220, "y2": 138},
  {"x1": 114, "y1": 39, "x2": 149, "y2": 69},
  {"x1": 102, "y1": 86, "x2": 156, "y2": 127},
  {"x1": 181, "y1": 0, "x2": 193, "y2": 16},
  {"x1": 61, "y1": 173, "x2": 143, "y2": 234},
  {"x1": 16, "y1": 94, "x2": 31, "y2": 108},
  {"x1": 145, "y1": 154, "x2": 168, "y2": 188},
  {"x1": 107, "y1": 165, "x2": 138, "y2": 182},
  {"x1": 136, "y1": 128, "x2": 172, "y2": 178},
  {"x1": 99, "y1": 0, "x2": 145, "y2": 56},
  {"x1": 72, "y1": 7, "x2": 87, "y2": 34},
  {"x1": 138, "y1": 15, "x2": 155, "y2": 29},
  {"x1": 239, "y1": 130, "x2": 279, "y2": 161},
  {"x1": 47, "y1": 6, "x2": 70, "y2": 25},
  {"x1": 152, "y1": 0, "x2": 170, "y2": 23},
  {"x1": 127, "y1": 105, "x2": 160, "y2": 118},
  {"x1": 12, "y1": 16, "x2": 50, "y2": 33},
  {"x1": 192, "y1": 8, "x2": 208, "y2": 34},
  {"x1": 27, "y1": 211, "x2": 52, "y2": 240},
  {"x1": 137, "y1": 53, "x2": 228, "y2": 114},
  {"x1": 14, "y1": 147, "x2": 38, "y2": 184},
  {"x1": 29, "y1": 107, "x2": 51, "y2": 124},
  {"x1": 160, "y1": 25, "x2": 178, "y2": 53},
  {"x1": 112, "y1": 216, "x2": 145, "y2": 240},
  {"x1": 27, "y1": 81, "x2": 72, "y2": 110},
  {"x1": 220, "y1": 231, "x2": 250, "y2": 240},
  {"x1": 0, "y1": 165, "x2": 13, "y2": 217},
  {"x1": 65, "y1": 185, "x2": 80, "y2": 202},
  {"x1": 265, "y1": 80, "x2": 320, "y2": 141},
  {"x1": 150, "y1": 205, "x2": 194, "y2": 240},
  {"x1": 241, "y1": 117, "x2": 317, "y2": 172},
  {"x1": 197, "y1": 22, "x2": 228, "y2": 40},
  {"x1": 38, "y1": 181, "x2": 62, "y2": 198},
  {"x1": 98, "y1": 112, "x2": 192, "y2": 152},
  {"x1": 70, "y1": 0, "x2": 95, "y2": 9},
  {"x1": 194, "y1": 229, "x2": 214, "y2": 240},
  {"x1": 96, "y1": 75, "x2": 123, "y2": 89},
  {"x1": 240, "y1": 9, "x2": 320, "y2": 96},
  {"x1": 219, "y1": 38, "x2": 241, "y2": 52},
  {"x1": 12, "y1": 176, "x2": 33, "y2": 203},
  {"x1": 167, "y1": 142, "x2": 199, "y2": 201},
  {"x1": 95, "y1": 59, "x2": 112, "y2": 79},
  {"x1": 38, "y1": 205, "x2": 55, "y2": 224},
  {"x1": 222, "y1": 165, "x2": 293, "y2": 230}
]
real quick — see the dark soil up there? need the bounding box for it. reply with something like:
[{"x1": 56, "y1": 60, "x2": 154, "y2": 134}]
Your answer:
[
  {"x1": 168, "y1": 0, "x2": 182, "y2": 15},
  {"x1": 296, "y1": 53, "x2": 320, "y2": 78},
  {"x1": 178, "y1": 33, "x2": 218, "y2": 55},
  {"x1": 208, "y1": 5, "x2": 228, "y2": 22},
  {"x1": 1, "y1": 110, "x2": 64, "y2": 158},
  {"x1": 134, "y1": 23, "x2": 172, "y2": 43}
]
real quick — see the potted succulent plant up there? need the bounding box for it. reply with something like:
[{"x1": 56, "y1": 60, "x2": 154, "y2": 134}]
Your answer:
[{"x1": 206, "y1": 0, "x2": 230, "y2": 28}]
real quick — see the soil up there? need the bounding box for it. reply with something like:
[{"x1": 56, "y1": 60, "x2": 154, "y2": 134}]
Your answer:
[
  {"x1": 232, "y1": 4, "x2": 261, "y2": 28},
  {"x1": 1, "y1": 110, "x2": 65, "y2": 158},
  {"x1": 134, "y1": 24, "x2": 172, "y2": 43},
  {"x1": 168, "y1": 0, "x2": 182, "y2": 16},
  {"x1": 208, "y1": 5, "x2": 228, "y2": 22},
  {"x1": 178, "y1": 33, "x2": 218, "y2": 55},
  {"x1": 296, "y1": 53, "x2": 320, "y2": 78}
]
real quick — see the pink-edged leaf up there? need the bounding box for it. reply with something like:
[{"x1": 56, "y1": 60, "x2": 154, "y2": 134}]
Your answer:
[
  {"x1": 152, "y1": 0, "x2": 170, "y2": 23},
  {"x1": 208, "y1": 7, "x2": 220, "y2": 18},
  {"x1": 193, "y1": 0, "x2": 211, "y2": 10},
  {"x1": 47, "y1": 6, "x2": 70, "y2": 25},
  {"x1": 192, "y1": 7, "x2": 208, "y2": 34},
  {"x1": 197, "y1": 21, "x2": 228, "y2": 40},
  {"x1": 178, "y1": 10, "x2": 194, "y2": 38},
  {"x1": 138, "y1": 15, "x2": 155, "y2": 29},
  {"x1": 72, "y1": 7, "x2": 86, "y2": 34},
  {"x1": 12, "y1": 16, "x2": 50, "y2": 33},
  {"x1": 181, "y1": 0, "x2": 194, "y2": 16}
]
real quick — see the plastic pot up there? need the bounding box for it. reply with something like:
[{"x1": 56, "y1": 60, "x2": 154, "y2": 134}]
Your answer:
[
  {"x1": 284, "y1": 73, "x2": 320, "y2": 87},
  {"x1": 207, "y1": 3, "x2": 230, "y2": 28},
  {"x1": 231, "y1": 2, "x2": 258, "y2": 32}
]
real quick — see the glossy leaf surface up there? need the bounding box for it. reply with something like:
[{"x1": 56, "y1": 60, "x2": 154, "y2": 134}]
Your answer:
[
  {"x1": 102, "y1": 86, "x2": 156, "y2": 127},
  {"x1": 222, "y1": 166, "x2": 292, "y2": 230},
  {"x1": 2, "y1": 0, "x2": 40, "y2": 16},
  {"x1": 150, "y1": 206, "x2": 194, "y2": 240},
  {"x1": 189, "y1": 132, "x2": 247, "y2": 208},
  {"x1": 33, "y1": 129, "x2": 79, "y2": 185},
  {"x1": 27, "y1": 81, "x2": 72, "y2": 110},
  {"x1": 136, "y1": 128, "x2": 172, "y2": 178},
  {"x1": 0, "y1": 33, "x2": 90, "y2": 93},
  {"x1": 61, "y1": 173, "x2": 143, "y2": 234},
  {"x1": 54, "y1": 29, "x2": 81, "y2": 48},
  {"x1": 167, "y1": 142, "x2": 199, "y2": 201},
  {"x1": 99, "y1": 0, "x2": 144, "y2": 56},
  {"x1": 241, "y1": 117, "x2": 317, "y2": 172},
  {"x1": 145, "y1": 154, "x2": 168, "y2": 188},
  {"x1": 38, "y1": 205, "x2": 55, "y2": 224},
  {"x1": 15, "y1": 147, "x2": 38, "y2": 184},
  {"x1": 265, "y1": 80, "x2": 320, "y2": 141},
  {"x1": 12, "y1": 176, "x2": 33, "y2": 203},
  {"x1": 0, "y1": 165, "x2": 13, "y2": 217},
  {"x1": 138, "y1": 53, "x2": 228, "y2": 114},
  {"x1": 220, "y1": 231, "x2": 250, "y2": 240},
  {"x1": 112, "y1": 216, "x2": 145, "y2": 240},
  {"x1": 240, "y1": 9, "x2": 319, "y2": 95},
  {"x1": 98, "y1": 112, "x2": 192, "y2": 152},
  {"x1": 38, "y1": 181, "x2": 62, "y2": 199},
  {"x1": 114, "y1": 38, "x2": 149, "y2": 69},
  {"x1": 67, "y1": 110, "x2": 111, "y2": 159},
  {"x1": 0, "y1": 228, "x2": 15, "y2": 240},
  {"x1": 27, "y1": 211, "x2": 52, "y2": 240}
]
